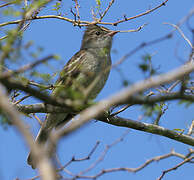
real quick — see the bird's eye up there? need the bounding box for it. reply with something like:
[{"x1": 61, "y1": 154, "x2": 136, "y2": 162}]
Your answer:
[{"x1": 95, "y1": 31, "x2": 101, "y2": 36}]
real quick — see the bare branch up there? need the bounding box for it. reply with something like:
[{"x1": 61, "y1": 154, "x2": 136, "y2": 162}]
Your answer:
[
  {"x1": 157, "y1": 156, "x2": 194, "y2": 180},
  {"x1": 14, "y1": 94, "x2": 31, "y2": 105},
  {"x1": 74, "y1": 149, "x2": 194, "y2": 179},
  {"x1": 0, "y1": 0, "x2": 169, "y2": 27},
  {"x1": 73, "y1": 0, "x2": 80, "y2": 22},
  {"x1": 188, "y1": 120, "x2": 194, "y2": 136},
  {"x1": 57, "y1": 141, "x2": 100, "y2": 173},
  {"x1": 0, "y1": 55, "x2": 55, "y2": 79},
  {"x1": 167, "y1": 80, "x2": 181, "y2": 92},
  {"x1": 77, "y1": 130, "x2": 130, "y2": 176},
  {"x1": 0, "y1": 1, "x2": 14, "y2": 8},
  {"x1": 110, "y1": 104, "x2": 132, "y2": 116},
  {"x1": 16, "y1": 92, "x2": 194, "y2": 114},
  {"x1": 0, "y1": 16, "x2": 90, "y2": 28},
  {"x1": 99, "y1": 0, "x2": 169, "y2": 26},
  {"x1": 116, "y1": 23, "x2": 148, "y2": 33},
  {"x1": 164, "y1": 22, "x2": 193, "y2": 48}
]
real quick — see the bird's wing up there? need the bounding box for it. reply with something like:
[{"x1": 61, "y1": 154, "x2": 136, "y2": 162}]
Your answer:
[
  {"x1": 52, "y1": 49, "x2": 87, "y2": 99},
  {"x1": 55, "y1": 50, "x2": 86, "y2": 87}
]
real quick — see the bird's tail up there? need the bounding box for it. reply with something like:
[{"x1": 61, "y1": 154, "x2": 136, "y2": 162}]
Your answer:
[
  {"x1": 27, "y1": 126, "x2": 51, "y2": 169},
  {"x1": 27, "y1": 113, "x2": 68, "y2": 169}
]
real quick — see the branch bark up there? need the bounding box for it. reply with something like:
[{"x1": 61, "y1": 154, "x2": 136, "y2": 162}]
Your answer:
[
  {"x1": 16, "y1": 92, "x2": 194, "y2": 114},
  {"x1": 98, "y1": 116, "x2": 194, "y2": 146}
]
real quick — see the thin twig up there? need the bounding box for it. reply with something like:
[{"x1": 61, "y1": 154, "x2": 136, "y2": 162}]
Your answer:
[
  {"x1": 0, "y1": 1, "x2": 14, "y2": 8},
  {"x1": 0, "y1": 55, "x2": 55, "y2": 79},
  {"x1": 77, "y1": 130, "x2": 130, "y2": 176},
  {"x1": 157, "y1": 156, "x2": 194, "y2": 180},
  {"x1": 117, "y1": 23, "x2": 148, "y2": 33},
  {"x1": 71, "y1": 149, "x2": 194, "y2": 180},
  {"x1": 33, "y1": 113, "x2": 43, "y2": 125},
  {"x1": 57, "y1": 141, "x2": 100, "y2": 172},
  {"x1": 164, "y1": 22, "x2": 193, "y2": 48},
  {"x1": 99, "y1": 0, "x2": 115, "y2": 21},
  {"x1": 188, "y1": 120, "x2": 194, "y2": 136},
  {"x1": 111, "y1": 91, "x2": 155, "y2": 116},
  {"x1": 0, "y1": 35, "x2": 8, "y2": 41},
  {"x1": 73, "y1": 0, "x2": 80, "y2": 22},
  {"x1": 100, "y1": 0, "x2": 169, "y2": 26},
  {"x1": 0, "y1": 0, "x2": 169, "y2": 28},
  {"x1": 167, "y1": 80, "x2": 181, "y2": 92},
  {"x1": 110, "y1": 104, "x2": 131, "y2": 116},
  {"x1": 14, "y1": 94, "x2": 31, "y2": 105}
]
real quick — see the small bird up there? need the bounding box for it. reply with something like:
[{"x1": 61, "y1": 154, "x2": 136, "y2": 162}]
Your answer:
[{"x1": 27, "y1": 24, "x2": 117, "y2": 168}]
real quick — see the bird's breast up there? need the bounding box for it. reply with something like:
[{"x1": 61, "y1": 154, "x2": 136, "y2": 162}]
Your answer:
[{"x1": 79, "y1": 49, "x2": 111, "y2": 98}]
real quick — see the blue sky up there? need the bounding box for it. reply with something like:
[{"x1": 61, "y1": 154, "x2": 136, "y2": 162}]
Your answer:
[{"x1": 0, "y1": 0, "x2": 194, "y2": 180}]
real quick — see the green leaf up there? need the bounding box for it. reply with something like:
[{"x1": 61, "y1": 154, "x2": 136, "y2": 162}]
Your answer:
[
  {"x1": 54, "y1": 55, "x2": 61, "y2": 60},
  {"x1": 153, "y1": 104, "x2": 161, "y2": 112},
  {"x1": 52, "y1": 1, "x2": 61, "y2": 11},
  {"x1": 173, "y1": 128, "x2": 184, "y2": 134},
  {"x1": 96, "y1": 0, "x2": 101, "y2": 6},
  {"x1": 142, "y1": 54, "x2": 152, "y2": 61},
  {"x1": 123, "y1": 80, "x2": 129, "y2": 87},
  {"x1": 139, "y1": 64, "x2": 148, "y2": 72},
  {"x1": 0, "y1": 114, "x2": 12, "y2": 129}
]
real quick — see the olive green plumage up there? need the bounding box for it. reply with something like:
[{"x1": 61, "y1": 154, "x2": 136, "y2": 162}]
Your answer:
[{"x1": 27, "y1": 24, "x2": 116, "y2": 168}]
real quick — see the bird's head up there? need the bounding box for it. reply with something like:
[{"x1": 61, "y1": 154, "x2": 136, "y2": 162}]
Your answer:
[{"x1": 81, "y1": 24, "x2": 117, "y2": 50}]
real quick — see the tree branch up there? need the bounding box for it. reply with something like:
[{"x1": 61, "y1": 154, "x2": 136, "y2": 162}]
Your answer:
[
  {"x1": 0, "y1": 55, "x2": 55, "y2": 79},
  {"x1": 157, "y1": 156, "x2": 194, "y2": 180},
  {"x1": 98, "y1": 116, "x2": 194, "y2": 146},
  {"x1": 0, "y1": 78, "x2": 76, "y2": 109},
  {"x1": 0, "y1": 0, "x2": 169, "y2": 27},
  {"x1": 16, "y1": 92, "x2": 194, "y2": 114},
  {"x1": 48, "y1": 61, "x2": 193, "y2": 148}
]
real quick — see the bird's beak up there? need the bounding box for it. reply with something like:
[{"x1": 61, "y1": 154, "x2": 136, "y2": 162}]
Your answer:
[{"x1": 107, "y1": 30, "x2": 118, "y2": 37}]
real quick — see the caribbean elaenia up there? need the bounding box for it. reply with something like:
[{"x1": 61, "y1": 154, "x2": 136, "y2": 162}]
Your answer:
[{"x1": 27, "y1": 24, "x2": 117, "y2": 168}]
